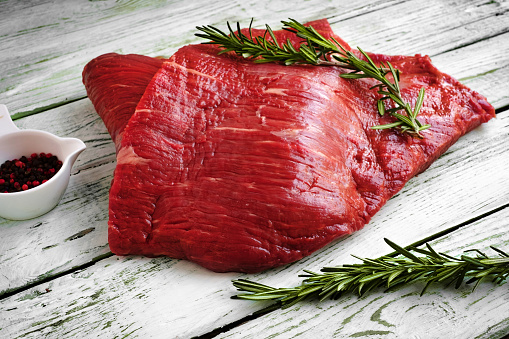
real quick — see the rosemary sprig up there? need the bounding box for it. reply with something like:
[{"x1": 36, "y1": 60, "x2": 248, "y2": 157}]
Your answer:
[
  {"x1": 232, "y1": 239, "x2": 509, "y2": 309},
  {"x1": 195, "y1": 19, "x2": 431, "y2": 138}
]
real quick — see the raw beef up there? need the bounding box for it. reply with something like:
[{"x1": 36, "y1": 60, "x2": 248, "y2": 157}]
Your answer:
[
  {"x1": 83, "y1": 53, "x2": 164, "y2": 152},
  {"x1": 83, "y1": 19, "x2": 495, "y2": 273}
]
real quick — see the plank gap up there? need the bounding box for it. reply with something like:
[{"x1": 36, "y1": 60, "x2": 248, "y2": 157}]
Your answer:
[
  {"x1": 11, "y1": 95, "x2": 87, "y2": 121},
  {"x1": 326, "y1": 0, "x2": 409, "y2": 24},
  {"x1": 192, "y1": 304, "x2": 277, "y2": 339},
  {"x1": 0, "y1": 251, "x2": 113, "y2": 300},
  {"x1": 495, "y1": 103, "x2": 509, "y2": 114},
  {"x1": 432, "y1": 27, "x2": 509, "y2": 57},
  {"x1": 383, "y1": 202, "x2": 509, "y2": 258}
]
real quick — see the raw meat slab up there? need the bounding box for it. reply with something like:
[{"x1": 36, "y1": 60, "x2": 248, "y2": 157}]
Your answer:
[{"x1": 83, "y1": 19, "x2": 495, "y2": 272}]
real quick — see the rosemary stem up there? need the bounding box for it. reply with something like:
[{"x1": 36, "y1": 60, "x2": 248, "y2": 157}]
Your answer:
[{"x1": 231, "y1": 239, "x2": 509, "y2": 309}]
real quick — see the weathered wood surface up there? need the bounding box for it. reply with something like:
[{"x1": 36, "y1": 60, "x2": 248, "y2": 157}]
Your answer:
[{"x1": 0, "y1": 0, "x2": 508, "y2": 338}]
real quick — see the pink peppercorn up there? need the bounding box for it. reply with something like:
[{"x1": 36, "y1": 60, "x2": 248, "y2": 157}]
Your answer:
[{"x1": 0, "y1": 153, "x2": 63, "y2": 193}]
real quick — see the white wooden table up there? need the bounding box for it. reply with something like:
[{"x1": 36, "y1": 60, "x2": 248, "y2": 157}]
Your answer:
[{"x1": 1, "y1": 0, "x2": 508, "y2": 338}]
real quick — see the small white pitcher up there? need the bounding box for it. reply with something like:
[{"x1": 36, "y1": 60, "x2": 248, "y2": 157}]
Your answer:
[{"x1": 0, "y1": 104, "x2": 86, "y2": 220}]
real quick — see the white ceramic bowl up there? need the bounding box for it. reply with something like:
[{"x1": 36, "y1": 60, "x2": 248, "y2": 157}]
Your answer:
[{"x1": 0, "y1": 104, "x2": 86, "y2": 220}]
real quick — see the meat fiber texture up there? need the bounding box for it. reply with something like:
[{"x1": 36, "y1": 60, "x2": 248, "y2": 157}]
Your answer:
[{"x1": 83, "y1": 19, "x2": 495, "y2": 273}]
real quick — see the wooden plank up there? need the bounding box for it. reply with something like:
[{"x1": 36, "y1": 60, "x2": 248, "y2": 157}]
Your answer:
[
  {"x1": 432, "y1": 32, "x2": 509, "y2": 108},
  {"x1": 331, "y1": 0, "x2": 509, "y2": 107},
  {"x1": 1, "y1": 195, "x2": 507, "y2": 338},
  {"x1": 330, "y1": 0, "x2": 509, "y2": 56},
  {"x1": 1, "y1": 0, "x2": 507, "y2": 114}
]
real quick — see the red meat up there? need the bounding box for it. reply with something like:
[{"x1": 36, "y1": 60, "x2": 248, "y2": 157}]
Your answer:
[
  {"x1": 83, "y1": 53, "x2": 164, "y2": 151},
  {"x1": 83, "y1": 19, "x2": 495, "y2": 273}
]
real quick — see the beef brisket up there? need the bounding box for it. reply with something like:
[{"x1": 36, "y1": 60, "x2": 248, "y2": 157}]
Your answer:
[{"x1": 83, "y1": 19, "x2": 495, "y2": 273}]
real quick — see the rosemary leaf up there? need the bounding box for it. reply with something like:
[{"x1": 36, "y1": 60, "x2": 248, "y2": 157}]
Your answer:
[
  {"x1": 377, "y1": 100, "x2": 386, "y2": 116},
  {"x1": 413, "y1": 88, "x2": 426, "y2": 119}
]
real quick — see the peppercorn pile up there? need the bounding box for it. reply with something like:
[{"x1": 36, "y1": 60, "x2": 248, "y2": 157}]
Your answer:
[{"x1": 0, "y1": 153, "x2": 63, "y2": 193}]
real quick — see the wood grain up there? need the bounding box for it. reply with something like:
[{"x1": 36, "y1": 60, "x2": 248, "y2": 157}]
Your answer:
[{"x1": 0, "y1": 0, "x2": 508, "y2": 338}]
